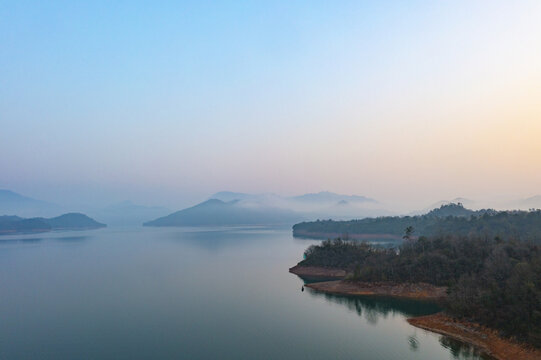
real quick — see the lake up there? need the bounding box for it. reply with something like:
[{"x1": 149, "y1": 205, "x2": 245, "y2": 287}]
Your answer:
[{"x1": 0, "y1": 226, "x2": 491, "y2": 359}]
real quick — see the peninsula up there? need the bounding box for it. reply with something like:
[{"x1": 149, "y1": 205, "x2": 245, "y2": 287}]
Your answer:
[{"x1": 291, "y1": 231, "x2": 541, "y2": 359}]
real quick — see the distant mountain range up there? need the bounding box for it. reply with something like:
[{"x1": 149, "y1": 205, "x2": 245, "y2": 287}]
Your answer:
[
  {"x1": 289, "y1": 191, "x2": 375, "y2": 204},
  {"x1": 0, "y1": 189, "x2": 63, "y2": 218},
  {"x1": 3, "y1": 188, "x2": 541, "y2": 228},
  {"x1": 0, "y1": 213, "x2": 106, "y2": 235},
  {"x1": 516, "y1": 195, "x2": 541, "y2": 209},
  {"x1": 145, "y1": 191, "x2": 387, "y2": 227},
  {"x1": 0, "y1": 190, "x2": 170, "y2": 225},
  {"x1": 144, "y1": 199, "x2": 302, "y2": 226}
]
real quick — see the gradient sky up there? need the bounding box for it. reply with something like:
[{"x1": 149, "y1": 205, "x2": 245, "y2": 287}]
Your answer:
[{"x1": 1, "y1": 1, "x2": 540, "y2": 209}]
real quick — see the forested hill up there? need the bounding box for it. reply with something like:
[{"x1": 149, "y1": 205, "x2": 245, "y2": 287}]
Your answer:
[
  {"x1": 293, "y1": 203, "x2": 541, "y2": 242},
  {"x1": 298, "y1": 236, "x2": 541, "y2": 347},
  {"x1": 0, "y1": 213, "x2": 106, "y2": 235}
]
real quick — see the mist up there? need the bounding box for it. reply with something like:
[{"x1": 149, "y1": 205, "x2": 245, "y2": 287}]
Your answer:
[{"x1": 1, "y1": 0, "x2": 541, "y2": 216}]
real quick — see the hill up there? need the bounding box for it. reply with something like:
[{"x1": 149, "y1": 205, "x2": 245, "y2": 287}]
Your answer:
[
  {"x1": 144, "y1": 190, "x2": 386, "y2": 227},
  {"x1": 425, "y1": 202, "x2": 481, "y2": 217},
  {"x1": 293, "y1": 203, "x2": 541, "y2": 241},
  {"x1": 144, "y1": 199, "x2": 303, "y2": 227},
  {"x1": 295, "y1": 236, "x2": 541, "y2": 348},
  {"x1": 44, "y1": 213, "x2": 106, "y2": 230},
  {"x1": 0, "y1": 213, "x2": 105, "y2": 235}
]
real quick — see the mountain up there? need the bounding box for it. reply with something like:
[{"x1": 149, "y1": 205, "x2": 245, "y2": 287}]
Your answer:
[
  {"x1": 517, "y1": 195, "x2": 541, "y2": 209},
  {"x1": 0, "y1": 189, "x2": 63, "y2": 217},
  {"x1": 0, "y1": 213, "x2": 105, "y2": 235},
  {"x1": 91, "y1": 201, "x2": 171, "y2": 226},
  {"x1": 209, "y1": 191, "x2": 262, "y2": 202},
  {"x1": 426, "y1": 203, "x2": 477, "y2": 218},
  {"x1": 144, "y1": 190, "x2": 385, "y2": 227},
  {"x1": 290, "y1": 191, "x2": 376, "y2": 204},
  {"x1": 144, "y1": 199, "x2": 303, "y2": 227},
  {"x1": 45, "y1": 213, "x2": 106, "y2": 230}
]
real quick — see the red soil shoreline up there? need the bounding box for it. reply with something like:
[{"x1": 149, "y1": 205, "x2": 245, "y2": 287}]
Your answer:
[
  {"x1": 408, "y1": 313, "x2": 541, "y2": 360},
  {"x1": 288, "y1": 265, "x2": 347, "y2": 279},
  {"x1": 304, "y1": 279, "x2": 447, "y2": 300},
  {"x1": 292, "y1": 231, "x2": 402, "y2": 240}
]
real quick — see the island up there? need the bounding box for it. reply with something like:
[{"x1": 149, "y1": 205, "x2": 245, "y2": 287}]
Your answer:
[
  {"x1": 290, "y1": 220, "x2": 541, "y2": 359},
  {"x1": 0, "y1": 213, "x2": 106, "y2": 235}
]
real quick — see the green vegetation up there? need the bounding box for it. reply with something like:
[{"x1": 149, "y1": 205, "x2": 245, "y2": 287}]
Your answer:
[
  {"x1": 299, "y1": 236, "x2": 541, "y2": 347},
  {"x1": 293, "y1": 204, "x2": 541, "y2": 242}
]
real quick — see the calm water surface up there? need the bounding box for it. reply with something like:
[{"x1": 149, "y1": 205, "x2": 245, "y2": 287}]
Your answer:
[{"x1": 0, "y1": 227, "x2": 490, "y2": 359}]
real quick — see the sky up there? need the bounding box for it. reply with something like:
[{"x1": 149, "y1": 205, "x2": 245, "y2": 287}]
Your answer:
[{"x1": 1, "y1": 1, "x2": 541, "y2": 210}]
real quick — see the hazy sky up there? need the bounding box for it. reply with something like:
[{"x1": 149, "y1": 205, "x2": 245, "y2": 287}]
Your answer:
[{"x1": 1, "y1": 1, "x2": 540, "y2": 209}]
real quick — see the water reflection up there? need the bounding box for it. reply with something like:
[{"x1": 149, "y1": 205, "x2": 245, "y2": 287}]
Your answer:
[
  {"x1": 440, "y1": 336, "x2": 494, "y2": 360},
  {"x1": 305, "y1": 287, "x2": 441, "y2": 320},
  {"x1": 0, "y1": 237, "x2": 43, "y2": 244},
  {"x1": 0, "y1": 235, "x2": 89, "y2": 244},
  {"x1": 303, "y1": 285, "x2": 494, "y2": 359},
  {"x1": 164, "y1": 226, "x2": 283, "y2": 251},
  {"x1": 408, "y1": 335, "x2": 420, "y2": 351},
  {"x1": 55, "y1": 236, "x2": 88, "y2": 242}
]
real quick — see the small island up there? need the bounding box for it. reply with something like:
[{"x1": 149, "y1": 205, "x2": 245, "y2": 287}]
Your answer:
[
  {"x1": 0, "y1": 213, "x2": 106, "y2": 235},
  {"x1": 290, "y1": 214, "x2": 541, "y2": 359}
]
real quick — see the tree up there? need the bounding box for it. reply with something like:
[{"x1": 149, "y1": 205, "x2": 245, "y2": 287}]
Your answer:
[{"x1": 403, "y1": 226, "x2": 415, "y2": 241}]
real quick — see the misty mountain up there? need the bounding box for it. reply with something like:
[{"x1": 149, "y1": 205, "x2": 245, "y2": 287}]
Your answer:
[
  {"x1": 516, "y1": 195, "x2": 541, "y2": 209},
  {"x1": 0, "y1": 213, "x2": 106, "y2": 235},
  {"x1": 91, "y1": 201, "x2": 171, "y2": 226},
  {"x1": 305, "y1": 200, "x2": 392, "y2": 221},
  {"x1": 209, "y1": 191, "x2": 264, "y2": 202},
  {"x1": 0, "y1": 189, "x2": 63, "y2": 218},
  {"x1": 144, "y1": 199, "x2": 303, "y2": 226},
  {"x1": 290, "y1": 191, "x2": 375, "y2": 204},
  {"x1": 144, "y1": 191, "x2": 389, "y2": 227}
]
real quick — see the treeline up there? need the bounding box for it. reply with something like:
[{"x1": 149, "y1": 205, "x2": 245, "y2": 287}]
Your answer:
[
  {"x1": 300, "y1": 236, "x2": 541, "y2": 347},
  {"x1": 294, "y1": 204, "x2": 541, "y2": 243}
]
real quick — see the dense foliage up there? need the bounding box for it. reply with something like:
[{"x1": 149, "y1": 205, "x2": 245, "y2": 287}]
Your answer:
[
  {"x1": 300, "y1": 236, "x2": 541, "y2": 347},
  {"x1": 294, "y1": 204, "x2": 541, "y2": 243}
]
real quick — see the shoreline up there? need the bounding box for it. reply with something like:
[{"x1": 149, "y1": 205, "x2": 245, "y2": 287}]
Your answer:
[
  {"x1": 408, "y1": 313, "x2": 541, "y2": 360},
  {"x1": 289, "y1": 265, "x2": 347, "y2": 279},
  {"x1": 292, "y1": 231, "x2": 402, "y2": 241},
  {"x1": 304, "y1": 279, "x2": 447, "y2": 300},
  {"x1": 292, "y1": 266, "x2": 541, "y2": 360}
]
